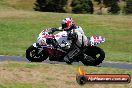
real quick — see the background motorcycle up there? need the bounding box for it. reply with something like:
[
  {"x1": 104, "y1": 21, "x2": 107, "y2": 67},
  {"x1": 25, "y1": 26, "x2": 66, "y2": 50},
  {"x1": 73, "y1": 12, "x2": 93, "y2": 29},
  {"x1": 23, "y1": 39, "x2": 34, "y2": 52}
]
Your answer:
[{"x1": 26, "y1": 29, "x2": 105, "y2": 66}]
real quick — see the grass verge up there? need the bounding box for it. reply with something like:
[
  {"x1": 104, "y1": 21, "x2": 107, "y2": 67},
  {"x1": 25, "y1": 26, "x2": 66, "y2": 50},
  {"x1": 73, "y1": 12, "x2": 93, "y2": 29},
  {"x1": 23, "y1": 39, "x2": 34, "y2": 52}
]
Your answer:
[{"x1": 0, "y1": 62, "x2": 131, "y2": 88}]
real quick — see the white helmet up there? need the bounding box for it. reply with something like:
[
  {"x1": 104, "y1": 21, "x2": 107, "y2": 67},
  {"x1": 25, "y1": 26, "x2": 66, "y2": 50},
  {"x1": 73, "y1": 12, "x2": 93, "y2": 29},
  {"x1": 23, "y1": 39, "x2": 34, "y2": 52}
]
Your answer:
[{"x1": 61, "y1": 17, "x2": 73, "y2": 31}]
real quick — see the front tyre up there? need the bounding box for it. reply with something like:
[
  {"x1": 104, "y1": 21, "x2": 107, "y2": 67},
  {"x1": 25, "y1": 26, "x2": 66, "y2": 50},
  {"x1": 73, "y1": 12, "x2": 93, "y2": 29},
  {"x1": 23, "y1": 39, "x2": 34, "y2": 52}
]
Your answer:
[{"x1": 26, "y1": 45, "x2": 48, "y2": 62}]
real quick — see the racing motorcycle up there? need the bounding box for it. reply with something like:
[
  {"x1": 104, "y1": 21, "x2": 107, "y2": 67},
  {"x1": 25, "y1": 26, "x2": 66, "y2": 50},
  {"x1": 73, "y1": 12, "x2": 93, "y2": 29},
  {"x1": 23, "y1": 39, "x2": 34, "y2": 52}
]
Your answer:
[{"x1": 26, "y1": 28, "x2": 105, "y2": 66}]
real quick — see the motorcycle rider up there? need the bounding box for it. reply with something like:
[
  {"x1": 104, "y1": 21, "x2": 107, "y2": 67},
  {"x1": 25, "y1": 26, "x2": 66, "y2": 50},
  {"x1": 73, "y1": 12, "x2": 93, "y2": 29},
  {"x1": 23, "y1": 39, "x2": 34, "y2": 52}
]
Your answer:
[
  {"x1": 60, "y1": 18, "x2": 88, "y2": 64},
  {"x1": 45, "y1": 17, "x2": 88, "y2": 63}
]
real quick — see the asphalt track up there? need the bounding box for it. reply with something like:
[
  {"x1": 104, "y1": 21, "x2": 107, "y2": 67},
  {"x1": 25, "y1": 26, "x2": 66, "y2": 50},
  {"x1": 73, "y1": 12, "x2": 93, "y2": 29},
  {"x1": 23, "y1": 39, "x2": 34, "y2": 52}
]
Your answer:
[{"x1": 0, "y1": 55, "x2": 132, "y2": 70}]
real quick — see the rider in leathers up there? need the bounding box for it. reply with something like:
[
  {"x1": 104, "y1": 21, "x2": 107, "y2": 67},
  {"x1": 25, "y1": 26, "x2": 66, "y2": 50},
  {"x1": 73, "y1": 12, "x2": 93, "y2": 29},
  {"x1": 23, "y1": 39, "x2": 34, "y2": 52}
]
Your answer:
[{"x1": 46, "y1": 18, "x2": 88, "y2": 63}]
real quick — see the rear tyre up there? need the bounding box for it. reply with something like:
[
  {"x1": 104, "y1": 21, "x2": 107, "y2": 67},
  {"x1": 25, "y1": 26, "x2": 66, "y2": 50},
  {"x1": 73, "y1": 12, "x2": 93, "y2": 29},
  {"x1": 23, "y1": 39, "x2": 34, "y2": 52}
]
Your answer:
[
  {"x1": 26, "y1": 45, "x2": 48, "y2": 62},
  {"x1": 82, "y1": 46, "x2": 105, "y2": 66},
  {"x1": 81, "y1": 54, "x2": 95, "y2": 66}
]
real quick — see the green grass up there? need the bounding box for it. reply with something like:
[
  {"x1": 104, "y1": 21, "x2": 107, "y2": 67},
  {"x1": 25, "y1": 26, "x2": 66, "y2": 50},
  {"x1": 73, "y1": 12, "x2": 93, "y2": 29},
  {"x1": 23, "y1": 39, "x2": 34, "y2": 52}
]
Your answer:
[
  {"x1": 0, "y1": 10, "x2": 132, "y2": 62},
  {"x1": 0, "y1": 83, "x2": 50, "y2": 88},
  {"x1": 0, "y1": 0, "x2": 35, "y2": 11},
  {"x1": 1, "y1": 62, "x2": 131, "y2": 74},
  {"x1": 0, "y1": 62, "x2": 131, "y2": 88}
]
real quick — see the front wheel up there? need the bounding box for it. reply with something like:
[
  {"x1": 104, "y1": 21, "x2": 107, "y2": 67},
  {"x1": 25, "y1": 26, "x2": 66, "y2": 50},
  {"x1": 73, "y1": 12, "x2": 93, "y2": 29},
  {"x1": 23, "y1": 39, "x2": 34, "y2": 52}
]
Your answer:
[{"x1": 26, "y1": 45, "x2": 48, "y2": 62}]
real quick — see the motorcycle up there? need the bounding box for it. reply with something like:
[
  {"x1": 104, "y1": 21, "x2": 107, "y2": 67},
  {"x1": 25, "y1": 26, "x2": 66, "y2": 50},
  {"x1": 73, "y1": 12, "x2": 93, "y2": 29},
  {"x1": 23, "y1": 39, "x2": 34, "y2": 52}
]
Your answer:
[{"x1": 26, "y1": 28, "x2": 105, "y2": 66}]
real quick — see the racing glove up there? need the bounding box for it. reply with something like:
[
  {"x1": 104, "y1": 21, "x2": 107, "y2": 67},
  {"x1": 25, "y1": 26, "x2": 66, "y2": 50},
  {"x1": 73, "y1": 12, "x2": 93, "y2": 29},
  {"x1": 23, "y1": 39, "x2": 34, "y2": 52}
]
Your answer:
[{"x1": 48, "y1": 28, "x2": 58, "y2": 34}]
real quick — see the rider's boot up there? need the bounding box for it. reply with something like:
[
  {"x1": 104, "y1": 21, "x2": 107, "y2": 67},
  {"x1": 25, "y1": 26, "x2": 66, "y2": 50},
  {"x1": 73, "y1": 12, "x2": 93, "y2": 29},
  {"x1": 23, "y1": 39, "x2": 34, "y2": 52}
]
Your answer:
[{"x1": 64, "y1": 45, "x2": 80, "y2": 64}]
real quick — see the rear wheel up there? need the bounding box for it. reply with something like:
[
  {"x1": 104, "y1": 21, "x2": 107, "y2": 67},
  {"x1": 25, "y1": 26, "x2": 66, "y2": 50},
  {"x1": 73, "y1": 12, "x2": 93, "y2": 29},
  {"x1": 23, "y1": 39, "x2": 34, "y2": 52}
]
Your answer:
[
  {"x1": 26, "y1": 45, "x2": 48, "y2": 62},
  {"x1": 82, "y1": 46, "x2": 105, "y2": 66},
  {"x1": 81, "y1": 54, "x2": 95, "y2": 66}
]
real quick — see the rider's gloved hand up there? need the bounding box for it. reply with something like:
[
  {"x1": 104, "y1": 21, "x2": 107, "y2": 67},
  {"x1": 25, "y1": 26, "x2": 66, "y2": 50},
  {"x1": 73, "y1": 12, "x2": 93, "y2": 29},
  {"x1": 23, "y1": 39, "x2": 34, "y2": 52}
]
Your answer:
[{"x1": 48, "y1": 28, "x2": 58, "y2": 34}]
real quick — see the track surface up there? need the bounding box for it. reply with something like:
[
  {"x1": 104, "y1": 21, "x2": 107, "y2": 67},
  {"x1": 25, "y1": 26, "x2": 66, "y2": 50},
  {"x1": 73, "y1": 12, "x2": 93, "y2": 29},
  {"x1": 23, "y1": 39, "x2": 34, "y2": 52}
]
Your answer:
[{"x1": 0, "y1": 55, "x2": 132, "y2": 70}]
